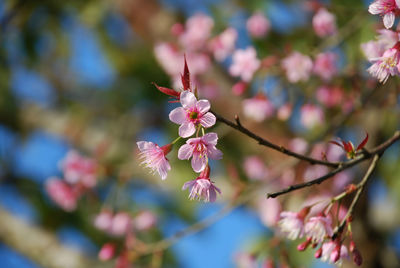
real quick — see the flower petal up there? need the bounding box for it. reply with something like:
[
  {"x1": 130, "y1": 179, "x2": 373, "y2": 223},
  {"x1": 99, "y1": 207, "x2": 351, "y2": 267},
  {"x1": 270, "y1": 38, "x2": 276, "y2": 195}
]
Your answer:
[
  {"x1": 178, "y1": 144, "x2": 193, "y2": 160},
  {"x1": 180, "y1": 91, "x2": 197, "y2": 109},
  {"x1": 383, "y1": 12, "x2": 395, "y2": 29},
  {"x1": 199, "y1": 112, "x2": 216, "y2": 128},
  {"x1": 179, "y1": 122, "x2": 196, "y2": 138},
  {"x1": 169, "y1": 107, "x2": 186, "y2": 124},
  {"x1": 191, "y1": 154, "x2": 207, "y2": 172},
  {"x1": 202, "y1": 132, "x2": 218, "y2": 145},
  {"x1": 182, "y1": 180, "x2": 195, "y2": 190},
  {"x1": 368, "y1": 2, "x2": 381, "y2": 15},
  {"x1": 207, "y1": 146, "x2": 223, "y2": 160},
  {"x1": 196, "y1": 99, "x2": 211, "y2": 114},
  {"x1": 137, "y1": 141, "x2": 155, "y2": 151}
]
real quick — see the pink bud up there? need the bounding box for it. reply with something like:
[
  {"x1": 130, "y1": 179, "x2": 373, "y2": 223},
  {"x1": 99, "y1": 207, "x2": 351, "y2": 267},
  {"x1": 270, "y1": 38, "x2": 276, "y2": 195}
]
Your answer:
[
  {"x1": 314, "y1": 248, "x2": 322, "y2": 258},
  {"x1": 352, "y1": 248, "x2": 363, "y2": 266},
  {"x1": 171, "y1": 23, "x2": 184, "y2": 36},
  {"x1": 232, "y1": 81, "x2": 247, "y2": 96},
  {"x1": 98, "y1": 243, "x2": 116, "y2": 261},
  {"x1": 297, "y1": 238, "x2": 311, "y2": 251},
  {"x1": 330, "y1": 243, "x2": 341, "y2": 263},
  {"x1": 133, "y1": 210, "x2": 157, "y2": 231},
  {"x1": 110, "y1": 212, "x2": 131, "y2": 236},
  {"x1": 349, "y1": 240, "x2": 356, "y2": 252},
  {"x1": 94, "y1": 210, "x2": 113, "y2": 231}
]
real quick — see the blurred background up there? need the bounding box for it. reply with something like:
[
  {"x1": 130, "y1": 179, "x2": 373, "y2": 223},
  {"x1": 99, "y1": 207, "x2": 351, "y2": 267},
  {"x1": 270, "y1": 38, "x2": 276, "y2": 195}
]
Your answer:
[{"x1": 0, "y1": 0, "x2": 399, "y2": 267}]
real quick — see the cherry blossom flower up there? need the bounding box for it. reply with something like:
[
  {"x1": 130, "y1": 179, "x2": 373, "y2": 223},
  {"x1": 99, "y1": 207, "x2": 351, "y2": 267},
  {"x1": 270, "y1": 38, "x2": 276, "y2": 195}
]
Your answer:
[
  {"x1": 361, "y1": 29, "x2": 399, "y2": 60},
  {"x1": 257, "y1": 197, "x2": 281, "y2": 227},
  {"x1": 312, "y1": 8, "x2": 337, "y2": 37},
  {"x1": 278, "y1": 208, "x2": 309, "y2": 240},
  {"x1": 45, "y1": 178, "x2": 78, "y2": 212},
  {"x1": 304, "y1": 215, "x2": 334, "y2": 244},
  {"x1": 281, "y1": 52, "x2": 313, "y2": 83},
  {"x1": 234, "y1": 252, "x2": 257, "y2": 268},
  {"x1": 169, "y1": 91, "x2": 216, "y2": 138},
  {"x1": 229, "y1": 47, "x2": 260, "y2": 82},
  {"x1": 208, "y1": 27, "x2": 237, "y2": 61},
  {"x1": 367, "y1": 46, "x2": 400, "y2": 83},
  {"x1": 61, "y1": 150, "x2": 97, "y2": 188},
  {"x1": 242, "y1": 94, "x2": 275, "y2": 122},
  {"x1": 98, "y1": 243, "x2": 116, "y2": 261},
  {"x1": 300, "y1": 104, "x2": 324, "y2": 129},
  {"x1": 179, "y1": 13, "x2": 214, "y2": 50},
  {"x1": 178, "y1": 132, "x2": 222, "y2": 172},
  {"x1": 313, "y1": 52, "x2": 338, "y2": 81},
  {"x1": 320, "y1": 241, "x2": 349, "y2": 265},
  {"x1": 133, "y1": 210, "x2": 157, "y2": 231},
  {"x1": 182, "y1": 166, "x2": 221, "y2": 202},
  {"x1": 110, "y1": 212, "x2": 131, "y2": 236},
  {"x1": 94, "y1": 210, "x2": 114, "y2": 231},
  {"x1": 277, "y1": 103, "x2": 292, "y2": 121},
  {"x1": 243, "y1": 156, "x2": 268, "y2": 181},
  {"x1": 316, "y1": 86, "x2": 344, "y2": 107},
  {"x1": 231, "y1": 81, "x2": 248, "y2": 96},
  {"x1": 137, "y1": 141, "x2": 172, "y2": 180},
  {"x1": 289, "y1": 138, "x2": 309, "y2": 155},
  {"x1": 246, "y1": 12, "x2": 270, "y2": 38},
  {"x1": 368, "y1": 0, "x2": 399, "y2": 29}
]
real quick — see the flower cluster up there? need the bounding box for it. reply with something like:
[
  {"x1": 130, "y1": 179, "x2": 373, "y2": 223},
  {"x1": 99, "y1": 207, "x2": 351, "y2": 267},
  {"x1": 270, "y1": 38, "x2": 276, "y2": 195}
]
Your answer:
[
  {"x1": 137, "y1": 59, "x2": 223, "y2": 202},
  {"x1": 45, "y1": 150, "x2": 98, "y2": 211}
]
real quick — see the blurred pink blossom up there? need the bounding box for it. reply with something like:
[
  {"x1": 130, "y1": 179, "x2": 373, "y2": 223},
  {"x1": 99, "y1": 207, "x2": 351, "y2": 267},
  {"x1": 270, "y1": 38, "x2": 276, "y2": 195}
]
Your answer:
[
  {"x1": 179, "y1": 13, "x2": 214, "y2": 50},
  {"x1": 61, "y1": 150, "x2": 97, "y2": 188},
  {"x1": 234, "y1": 252, "x2": 257, "y2": 268},
  {"x1": 312, "y1": 8, "x2": 337, "y2": 37},
  {"x1": 277, "y1": 103, "x2": 292, "y2": 121},
  {"x1": 305, "y1": 215, "x2": 333, "y2": 243},
  {"x1": 313, "y1": 52, "x2": 338, "y2": 81},
  {"x1": 246, "y1": 12, "x2": 270, "y2": 38},
  {"x1": 45, "y1": 178, "x2": 78, "y2": 212},
  {"x1": 257, "y1": 197, "x2": 281, "y2": 227},
  {"x1": 98, "y1": 243, "x2": 116, "y2": 261},
  {"x1": 232, "y1": 81, "x2": 247, "y2": 96},
  {"x1": 289, "y1": 138, "x2": 309, "y2": 155},
  {"x1": 279, "y1": 210, "x2": 308, "y2": 240},
  {"x1": 316, "y1": 86, "x2": 344, "y2": 107},
  {"x1": 242, "y1": 95, "x2": 275, "y2": 122},
  {"x1": 300, "y1": 104, "x2": 324, "y2": 129},
  {"x1": 133, "y1": 210, "x2": 157, "y2": 231},
  {"x1": 94, "y1": 210, "x2": 113, "y2": 231},
  {"x1": 229, "y1": 47, "x2": 260, "y2": 82},
  {"x1": 281, "y1": 52, "x2": 313, "y2": 83},
  {"x1": 110, "y1": 212, "x2": 131, "y2": 236},
  {"x1": 243, "y1": 156, "x2": 268, "y2": 181},
  {"x1": 209, "y1": 27, "x2": 237, "y2": 61}
]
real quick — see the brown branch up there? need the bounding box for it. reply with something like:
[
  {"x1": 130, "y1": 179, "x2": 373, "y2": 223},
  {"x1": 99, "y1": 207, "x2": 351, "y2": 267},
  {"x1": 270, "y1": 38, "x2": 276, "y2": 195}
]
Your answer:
[
  {"x1": 267, "y1": 131, "x2": 400, "y2": 198},
  {"x1": 213, "y1": 111, "x2": 340, "y2": 168}
]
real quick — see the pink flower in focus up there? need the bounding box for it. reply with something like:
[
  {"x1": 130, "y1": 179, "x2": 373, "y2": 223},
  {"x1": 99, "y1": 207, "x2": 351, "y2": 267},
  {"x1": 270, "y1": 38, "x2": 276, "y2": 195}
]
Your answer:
[
  {"x1": 368, "y1": 0, "x2": 399, "y2": 29},
  {"x1": 361, "y1": 40, "x2": 385, "y2": 60},
  {"x1": 229, "y1": 47, "x2": 261, "y2": 82},
  {"x1": 320, "y1": 241, "x2": 349, "y2": 265},
  {"x1": 313, "y1": 52, "x2": 338, "y2": 81},
  {"x1": 246, "y1": 12, "x2": 270, "y2": 38},
  {"x1": 98, "y1": 243, "x2": 116, "y2": 261},
  {"x1": 300, "y1": 104, "x2": 324, "y2": 129},
  {"x1": 312, "y1": 8, "x2": 337, "y2": 37},
  {"x1": 179, "y1": 13, "x2": 214, "y2": 50},
  {"x1": 281, "y1": 52, "x2": 313, "y2": 83},
  {"x1": 182, "y1": 167, "x2": 221, "y2": 202},
  {"x1": 304, "y1": 215, "x2": 333, "y2": 243},
  {"x1": 367, "y1": 47, "x2": 400, "y2": 83},
  {"x1": 361, "y1": 29, "x2": 399, "y2": 60},
  {"x1": 242, "y1": 95, "x2": 275, "y2": 122},
  {"x1": 110, "y1": 212, "x2": 131, "y2": 236},
  {"x1": 209, "y1": 27, "x2": 237, "y2": 61},
  {"x1": 137, "y1": 141, "x2": 172, "y2": 180},
  {"x1": 169, "y1": 91, "x2": 216, "y2": 138},
  {"x1": 178, "y1": 132, "x2": 222, "y2": 172},
  {"x1": 45, "y1": 178, "x2": 78, "y2": 212},
  {"x1": 133, "y1": 210, "x2": 157, "y2": 231},
  {"x1": 316, "y1": 86, "x2": 344, "y2": 107},
  {"x1": 278, "y1": 210, "x2": 308, "y2": 240},
  {"x1": 94, "y1": 210, "x2": 113, "y2": 231},
  {"x1": 243, "y1": 156, "x2": 268, "y2": 181}
]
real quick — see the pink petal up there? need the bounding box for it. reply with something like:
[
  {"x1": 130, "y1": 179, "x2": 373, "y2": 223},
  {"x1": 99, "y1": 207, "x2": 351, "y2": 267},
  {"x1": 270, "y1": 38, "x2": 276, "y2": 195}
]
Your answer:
[
  {"x1": 207, "y1": 146, "x2": 223, "y2": 160},
  {"x1": 179, "y1": 122, "x2": 196, "y2": 138},
  {"x1": 178, "y1": 144, "x2": 194, "y2": 160},
  {"x1": 383, "y1": 12, "x2": 395, "y2": 29},
  {"x1": 191, "y1": 154, "x2": 207, "y2": 172},
  {"x1": 182, "y1": 180, "x2": 195, "y2": 190},
  {"x1": 209, "y1": 188, "x2": 217, "y2": 202},
  {"x1": 368, "y1": 2, "x2": 381, "y2": 15},
  {"x1": 199, "y1": 112, "x2": 216, "y2": 128},
  {"x1": 137, "y1": 141, "x2": 155, "y2": 151},
  {"x1": 158, "y1": 161, "x2": 171, "y2": 180},
  {"x1": 397, "y1": 0, "x2": 400, "y2": 9},
  {"x1": 196, "y1": 99, "x2": 210, "y2": 114},
  {"x1": 169, "y1": 107, "x2": 186, "y2": 124},
  {"x1": 180, "y1": 91, "x2": 197, "y2": 109},
  {"x1": 202, "y1": 132, "x2": 218, "y2": 145}
]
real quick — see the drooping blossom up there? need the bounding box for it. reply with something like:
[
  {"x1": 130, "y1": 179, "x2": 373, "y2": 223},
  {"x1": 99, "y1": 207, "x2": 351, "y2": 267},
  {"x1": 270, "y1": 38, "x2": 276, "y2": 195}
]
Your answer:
[
  {"x1": 208, "y1": 27, "x2": 237, "y2": 61},
  {"x1": 281, "y1": 52, "x2": 313, "y2": 83},
  {"x1": 300, "y1": 104, "x2": 324, "y2": 129},
  {"x1": 169, "y1": 91, "x2": 216, "y2": 138},
  {"x1": 229, "y1": 47, "x2": 261, "y2": 82},
  {"x1": 61, "y1": 150, "x2": 97, "y2": 188},
  {"x1": 367, "y1": 46, "x2": 400, "y2": 83},
  {"x1": 312, "y1": 8, "x2": 337, "y2": 37},
  {"x1": 243, "y1": 156, "x2": 268, "y2": 181},
  {"x1": 361, "y1": 29, "x2": 399, "y2": 60},
  {"x1": 179, "y1": 13, "x2": 214, "y2": 50},
  {"x1": 178, "y1": 132, "x2": 222, "y2": 172},
  {"x1": 368, "y1": 0, "x2": 399, "y2": 29},
  {"x1": 45, "y1": 178, "x2": 78, "y2": 212},
  {"x1": 242, "y1": 94, "x2": 275, "y2": 122},
  {"x1": 278, "y1": 208, "x2": 310, "y2": 240},
  {"x1": 320, "y1": 241, "x2": 349, "y2": 265},
  {"x1": 94, "y1": 210, "x2": 114, "y2": 231},
  {"x1": 182, "y1": 166, "x2": 221, "y2": 202},
  {"x1": 313, "y1": 52, "x2": 338, "y2": 81},
  {"x1": 133, "y1": 210, "x2": 157, "y2": 231},
  {"x1": 316, "y1": 86, "x2": 344, "y2": 107},
  {"x1": 137, "y1": 141, "x2": 172, "y2": 180},
  {"x1": 110, "y1": 212, "x2": 131, "y2": 236},
  {"x1": 98, "y1": 243, "x2": 116, "y2": 261},
  {"x1": 246, "y1": 12, "x2": 270, "y2": 38},
  {"x1": 304, "y1": 215, "x2": 334, "y2": 244}
]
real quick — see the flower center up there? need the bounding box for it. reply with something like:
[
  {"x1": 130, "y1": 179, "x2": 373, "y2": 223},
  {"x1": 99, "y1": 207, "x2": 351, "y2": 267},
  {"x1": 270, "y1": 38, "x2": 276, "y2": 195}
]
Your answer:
[{"x1": 189, "y1": 111, "x2": 198, "y2": 119}]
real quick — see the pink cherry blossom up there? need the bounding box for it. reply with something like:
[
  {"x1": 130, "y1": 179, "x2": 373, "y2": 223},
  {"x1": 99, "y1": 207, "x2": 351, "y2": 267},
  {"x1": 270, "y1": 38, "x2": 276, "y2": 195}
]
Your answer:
[
  {"x1": 316, "y1": 86, "x2": 344, "y2": 107},
  {"x1": 179, "y1": 13, "x2": 214, "y2": 50},
  {"x1": 368, "y1": 0, "x2": 399, "y2": 29},
  {"x1": 61, "y1": 150, "x2": 97, "y2": 188},
  {"x1": 313, "y1": 52, "x2": 338, "y2": 81},
  {"x1": 246, "y1": 12, "x2": 270, "y2": 38},
  {"x1": 94, "y1": 210, "x2": 113, "y2": 231},
  {"x1": 300, "y1": 104, "x2": 324, "y2": 129},
  {"x1": 234, "y1": 252, "x2": 257, "y2": 268},
  {"x1": 169, "y1": 91, "x2": 216, "y2": 138},
  {"x1": 304, "y1": 215, "x2": 333, "y2": 244},
  {"x1": 367, "y1": 47, "x2": 400, "y2": 83},
  {"x1": 231, "y1": 81, "x2": 248, "y2": 96},
  {"x1": 137, "y1": 141, "x2": 172, "y2": 180},
  {"x1": 229, "y1": 47, "x2": 261, "y2": 82},
  {"x1": 133, "y1": 210, "x2": 157, "y2": 231},
  {"x1": 361, "y1": 40, "x2": 385, "y2": 60},
  {"x1": 98, "y1": 243, "x2": 116, "y2": 261},
  {"x1": 110, "y1": 212, "x2": 131, "y2": 236},
  {"x1": 209, "y1": 27, "x2": 237, "y2": 61},
  {"x1": 312, "y1": 8, "x2": 337, "y2": 37},
  {"x1": 243, "y1": 156, "x2": 268, "y2": 181},
  {"x1": 178, "y1": 132, "x2": 222, "y2": 172},
  {"x1": 281, "y1": 52, "x2": 313, "y2": 83},
  {"x1": 242, "y1": 95, "x2": 275, "y2": 122},
  {"x1": 182, "y1": 177, "x2": 221, "y2": 202},
  {"x1": 320, "y1": 241, "x2": 349, "y2": 265},
  {"x1": 257, "y1": 197, "x2": 281, "y2": 227},
  {"x1": 289, "y1": 138, "x2": 309, "y2": 155},
  {"x1": 45, "y1": 178, "x2": 78, "y2": 212},
  {"x1": 278, "y1": 211, "x2": 306, "y2": 240},
  {"x1": 277, "y1": 103, "x2": 292, "y2": 121},
  {"x1": 361, "y1": 29, "x2": 399, "y2": 60}
]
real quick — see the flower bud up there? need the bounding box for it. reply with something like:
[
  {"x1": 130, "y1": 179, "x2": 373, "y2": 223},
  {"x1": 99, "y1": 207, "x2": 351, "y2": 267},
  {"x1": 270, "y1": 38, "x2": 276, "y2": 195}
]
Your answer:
[{"x1": 98, "y1": 243, "x2": 116, "y2": 261}]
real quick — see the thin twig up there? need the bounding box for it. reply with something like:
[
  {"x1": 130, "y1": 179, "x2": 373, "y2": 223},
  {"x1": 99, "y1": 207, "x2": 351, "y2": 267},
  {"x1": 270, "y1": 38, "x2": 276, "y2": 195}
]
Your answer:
[{"x1": 213, "y1": 111, "x2": 340, "y2": 168}]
